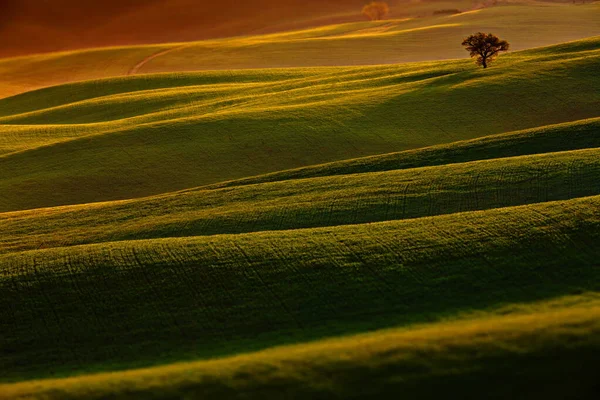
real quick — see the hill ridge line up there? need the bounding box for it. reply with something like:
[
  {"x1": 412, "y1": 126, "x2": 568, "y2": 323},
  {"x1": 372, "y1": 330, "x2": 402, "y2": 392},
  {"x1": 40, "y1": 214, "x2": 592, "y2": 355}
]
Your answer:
[
  {"x1": 3, "y1": 194, "x2": 599, "y2": 257},
  {"x1": 1, "y1": 143, "x2": 599, "y2": 216},
  {"x1": 2, "y1": 301, "x2": 599, "y2": 394}
]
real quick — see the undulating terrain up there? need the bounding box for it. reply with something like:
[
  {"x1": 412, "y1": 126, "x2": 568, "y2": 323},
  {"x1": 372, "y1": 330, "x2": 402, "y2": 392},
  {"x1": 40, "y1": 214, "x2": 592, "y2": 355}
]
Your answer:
[
  {"x1": 2, "y1": 2, "x2": 599, "y2": 98},
  {"x1": 1, "y1": 2, "x2": 599, "y2": 399}
]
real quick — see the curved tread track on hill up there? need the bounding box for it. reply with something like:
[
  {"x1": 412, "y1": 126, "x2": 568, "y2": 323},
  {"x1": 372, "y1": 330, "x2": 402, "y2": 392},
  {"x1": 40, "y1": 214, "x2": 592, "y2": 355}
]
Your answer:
[{"x1": 127, "y1": 45, "x2": 186, "y2": 75}]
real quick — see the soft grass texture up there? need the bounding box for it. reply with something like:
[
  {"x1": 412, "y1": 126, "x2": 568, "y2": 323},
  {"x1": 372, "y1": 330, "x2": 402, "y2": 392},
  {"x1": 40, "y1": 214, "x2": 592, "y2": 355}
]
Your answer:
[
  {"x1": 1, "y1": 195, "x2": 599, "y2": 382},
  {"x1": 0, "y1": 3, "x2": 599, "y2": 98},
  {"x1": 1, "y1": 37, "x2": 600, "y2": 212},
  {"x1": 1, "y1": 146, "x2": 599, "y2": 254},
  {"x1": 2, "y1": 293, "x2": 599, "y2": 400},
  {"x1": 207, "y1": 116, "x2": 600, "y2": 188},
  {"x1": 2, "y1": 22, "x2": 600, "y2": 398}
]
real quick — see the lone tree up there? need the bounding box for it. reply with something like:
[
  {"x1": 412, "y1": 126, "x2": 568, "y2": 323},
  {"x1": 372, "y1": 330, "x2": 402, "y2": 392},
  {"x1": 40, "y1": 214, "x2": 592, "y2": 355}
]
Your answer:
[
  {"x1": 362, "y1": 2, "x2": 390, "y2": 21},
  {"x1": 461, "y1": 32, "x2": 510, "y2": 68}
]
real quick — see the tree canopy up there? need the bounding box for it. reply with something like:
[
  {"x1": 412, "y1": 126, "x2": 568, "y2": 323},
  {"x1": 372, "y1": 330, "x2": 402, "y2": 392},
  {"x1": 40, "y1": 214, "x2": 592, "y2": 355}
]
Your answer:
[{"x1": 462, "y1": 32, "x2": 510, "y2": 68}]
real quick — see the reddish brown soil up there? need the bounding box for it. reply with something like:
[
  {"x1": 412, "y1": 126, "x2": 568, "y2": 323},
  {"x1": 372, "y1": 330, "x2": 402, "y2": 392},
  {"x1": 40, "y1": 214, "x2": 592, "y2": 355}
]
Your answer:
[{"x1": 0, "y1": 0, "x2": 403, "y2": 58}]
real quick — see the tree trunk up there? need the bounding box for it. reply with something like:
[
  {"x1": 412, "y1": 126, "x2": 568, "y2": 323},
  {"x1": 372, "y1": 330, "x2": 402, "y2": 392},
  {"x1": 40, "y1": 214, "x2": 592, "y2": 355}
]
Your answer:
[{"x1": 482, "y1": 57, "x2": 487, "y2": 68}]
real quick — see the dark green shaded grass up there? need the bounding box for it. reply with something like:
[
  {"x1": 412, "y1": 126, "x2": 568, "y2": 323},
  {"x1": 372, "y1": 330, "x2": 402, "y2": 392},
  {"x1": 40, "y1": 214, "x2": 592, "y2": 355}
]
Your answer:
[
  {"x1": 3, "y1": 299, "x2": 600, "y2": 400},
  {"x1": 1, "y1": 195, "x2": 599, "y2": 382},
  {"x1": 1, "y1": 146, "x2": 599, "y2": 254},
  {"x1": 208, "y1": 117, "x2": 600, "y2": 188}
]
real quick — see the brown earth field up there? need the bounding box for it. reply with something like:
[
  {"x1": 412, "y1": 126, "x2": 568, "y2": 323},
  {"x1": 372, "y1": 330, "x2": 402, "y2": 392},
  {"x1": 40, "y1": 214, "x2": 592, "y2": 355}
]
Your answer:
[
  {"x1": 2, "y1": 0, "x2": 574, "y2": 58},
  {"x1": 0, "y1": 0, "x2": 405, "y2": 57}
]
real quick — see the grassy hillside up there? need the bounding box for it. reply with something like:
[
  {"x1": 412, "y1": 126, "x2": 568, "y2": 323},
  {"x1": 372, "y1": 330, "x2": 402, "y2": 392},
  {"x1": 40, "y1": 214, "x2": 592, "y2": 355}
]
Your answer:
[
  {"x1": 2, "y1": 10, "x2": 599, "y2": 396},
  {"x1": 1, "y1": 3, "x2": 598, "y2": 98},
  {"x1": 3, "y1": 294, "x2": 599, "y2": 399},
  {"x1": 1, "y1": 195, "x2": 599, "y2": 383},
  {"x1": 1, "y1": 146, "x2": 600, "y2": 254},
  {"x1": 1, "y1": 37, "x2": 599, "y2": 212},
  {"x1": 209, "y1": 116, "x2": 600, "y2": 187}
]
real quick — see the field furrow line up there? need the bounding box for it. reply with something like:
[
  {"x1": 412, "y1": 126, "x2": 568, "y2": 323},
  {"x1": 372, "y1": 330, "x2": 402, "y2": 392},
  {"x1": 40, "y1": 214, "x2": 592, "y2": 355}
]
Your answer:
[
  {"x1": 328, "y1": 232, "x2": 398, "y2": 301},
  {"x1": 29, "y1": 256, "x2": 80, "y2": 367},
  {"x1": 61, "y1": 254, "x2": 108, "y2": 333},
  {"x1": 123, "y1": 246, "x2": 175, "y2": 331},
  {"x1": 231, "y1": 241, "x2": 306, "y2": 331},
  {"x1": 157, "y1": 242, "x2": 217, "y2": 322}
]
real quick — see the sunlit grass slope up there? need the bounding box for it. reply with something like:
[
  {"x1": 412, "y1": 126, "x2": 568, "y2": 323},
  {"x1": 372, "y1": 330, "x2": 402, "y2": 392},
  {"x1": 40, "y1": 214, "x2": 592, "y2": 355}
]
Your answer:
[
  {"x1": 1, "y1": 146, "x2": 600, "y2": 254},
  {"x1": 2, "y1": 18, "x2": 599, "y2": 397},
  {"x1": 3, "y1": 294, "x2": 599, "y2": 400},
  {"x1": 136, "y1": 4, "x2": 600, "y2": 73},
  {"x1": 0, "y1": 3, "x2": 598, "y2": 98},
  {"x1": 1, "y1": 195, "x2": 599, "y2": 383},
  {"x1": 209, "y1": 116, "x2": 600, "y2": 187},
  {"x1": 1, "y1": 37, "x2": 599, "y2": 212}
]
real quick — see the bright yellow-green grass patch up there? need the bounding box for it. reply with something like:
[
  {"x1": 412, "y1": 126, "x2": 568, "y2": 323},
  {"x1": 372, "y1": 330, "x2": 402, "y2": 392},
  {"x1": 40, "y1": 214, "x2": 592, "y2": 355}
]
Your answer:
[{"x1": 1, "y1": 37, "x2": 599, "y2": 212}]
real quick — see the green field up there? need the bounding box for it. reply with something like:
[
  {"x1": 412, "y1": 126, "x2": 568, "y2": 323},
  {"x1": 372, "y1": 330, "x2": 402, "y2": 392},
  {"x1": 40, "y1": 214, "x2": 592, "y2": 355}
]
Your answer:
[
  {"x1": 1, "y1": 4, "x2": 600, "y2": 399},
  {"x1": 2, "y1": 194, "x2": 600, "y2": 380},
  {"x1": 3, "y1": 294, "x2": 600, "y2": 399},
  {"x1": 1, "y1": 36, "x2": 599, "y2": 212},
  {"x1": 1, "y1": 144, "x2": 600, "y2": 254}
]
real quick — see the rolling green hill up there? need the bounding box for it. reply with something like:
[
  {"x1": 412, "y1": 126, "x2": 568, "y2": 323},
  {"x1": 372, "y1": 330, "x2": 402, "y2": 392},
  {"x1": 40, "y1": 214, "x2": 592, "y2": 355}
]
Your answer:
[
  {"x1": 1, "y1": 109, "x2": 600, "y2": 392},
  {"x1": 3, "y1": 293, "x2": 599, "y2": 400},
  {"x1": 1, "y1": 195, "x2": 599, "y2": 384},
  {"x1": 1, "y1": 145, "x2": 600, "y2": 254},
  {"x1": 1, "y1": 14, "x2": 600, "y2": 398},
  {"x1": 208, "y1": 116, "x2": 600, "y2": 187},
  {"x1": 1, "y1": 37, "x2": 599, "y2": 212}
]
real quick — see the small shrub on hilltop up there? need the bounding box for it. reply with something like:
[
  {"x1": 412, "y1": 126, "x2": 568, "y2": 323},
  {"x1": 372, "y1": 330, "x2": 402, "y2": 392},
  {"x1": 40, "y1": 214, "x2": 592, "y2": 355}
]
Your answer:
[
  {"x1": 433, "y1": 9, "x2": 462, "y2": 15},
  {"x1": 362, "y1": 2, "x2": 390, "y2": 21}
]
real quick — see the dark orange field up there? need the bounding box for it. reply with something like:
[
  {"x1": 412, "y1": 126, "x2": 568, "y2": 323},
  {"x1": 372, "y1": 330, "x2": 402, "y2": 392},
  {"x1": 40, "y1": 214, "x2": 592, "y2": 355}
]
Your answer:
[{"x1": 0, "y1": 0, "x2": 403, "y2": 57}]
